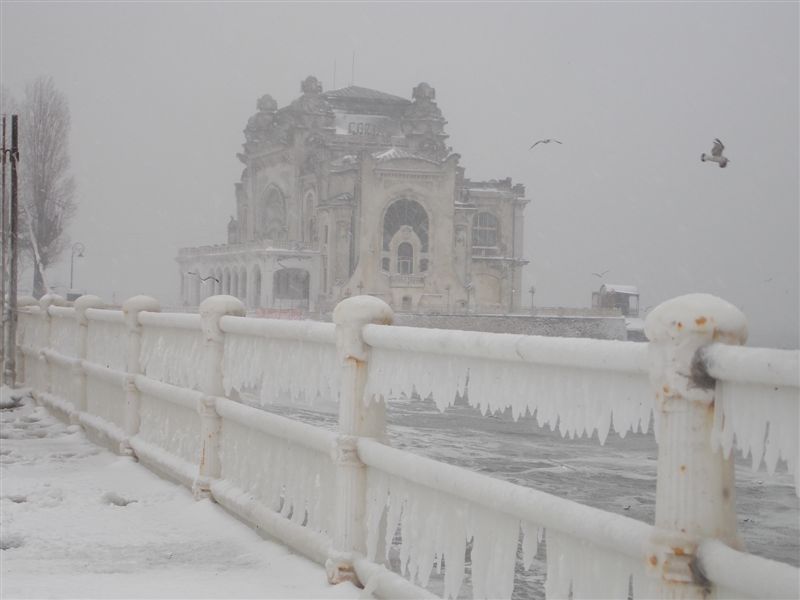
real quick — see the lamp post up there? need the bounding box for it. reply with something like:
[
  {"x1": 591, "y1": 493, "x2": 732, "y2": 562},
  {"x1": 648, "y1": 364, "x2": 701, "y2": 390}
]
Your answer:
[
  {"x1": 70, "y1": 242, "x2": 85, "y2": 291},
  {"x1": 529, "y1": 285, "x2": 536, "y2": 314}
]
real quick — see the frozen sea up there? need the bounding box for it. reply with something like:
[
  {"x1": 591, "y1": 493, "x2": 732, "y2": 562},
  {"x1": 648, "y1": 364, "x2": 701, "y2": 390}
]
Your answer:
[{"x1": 262, "y1": 395, "x2": 800, "y2": 599}]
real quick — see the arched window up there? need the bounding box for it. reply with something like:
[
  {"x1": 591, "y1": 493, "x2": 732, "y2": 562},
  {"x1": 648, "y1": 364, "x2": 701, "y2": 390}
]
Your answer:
[
  {"x1": 256, "y1": 187, "x2": 286, "y2": 241},
  {"x1": 397, "y1": 242, "x2": 413, "y2": 274},
  {"x1": 383, "y1": 199, "x2": 429, "y2": 252},
  {"x1": 472, "y1": 212, "x2": 499, "y2": 253}
]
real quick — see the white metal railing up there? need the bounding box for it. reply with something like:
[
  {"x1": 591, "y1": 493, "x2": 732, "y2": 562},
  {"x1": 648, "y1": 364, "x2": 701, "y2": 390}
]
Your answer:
[{"x1": 11, "y1": 291, "x2": 799, "y2": 600}]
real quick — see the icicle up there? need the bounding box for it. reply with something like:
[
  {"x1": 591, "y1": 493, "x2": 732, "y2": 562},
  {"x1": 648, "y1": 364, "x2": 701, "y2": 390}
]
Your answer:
[
  {"x1": 713, "y1": 380, "x2": 799, "y2": 495},
  {"x1": 86, "y1": 321, "x2": 128, "y2": 371},
  {"x1": 217, "y1": 419, "x2": 334, "y2": 535},
  {"x1": 138, "y1": 393, "x2": 202, "y2": 465},
  {"x1": 140, "y1": 327, "x2": 205, "y2": 388},
  {"x1": 545, "y1": 531, "x2": 635, "y2": 600},
  {"x1": 222, "y1": 334, "x2": 340, "y2": 410},
  {"x1": 520, "y1": 521, "x2": 542, "y2": 570},
  {"x1": 366, "y1": 348, "x2": 652, "y2": 448}
]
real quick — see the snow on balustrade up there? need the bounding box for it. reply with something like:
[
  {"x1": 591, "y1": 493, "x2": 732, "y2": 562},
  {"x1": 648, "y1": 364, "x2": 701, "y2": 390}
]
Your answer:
[
  {"x1": 50, "y1": 361, "x2": 75, "y2": 405},
  {"x1": 49, "y1": 310, "x2": 77, "y2": 356},
  {"x1": 138, "y1": 392, "x2": 201, "y2": 466},
  {"x1": 140, "y1": 326, "x2": 204, "y2": 389},
  {"x1": 86, "y1": 375, "x2": 126, "y2": 430},
  {"x1": 366, "y1": 347, "x2": 652, "y2": 444},
  {"x1": 222, "y1": 333, "x2": 340, "y2": 410},
  {"x1": 86, "y1": 318, "x2": 127, "y2": 371},
  {"x1": 219, "y1": 418, "x2": 335, "y2": 534}
]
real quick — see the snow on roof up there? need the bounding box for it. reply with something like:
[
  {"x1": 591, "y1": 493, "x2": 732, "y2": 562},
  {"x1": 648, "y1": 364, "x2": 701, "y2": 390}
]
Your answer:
[
  {"x1": 602, "y1": 284, "x2": 639, "y2": 295},
  {"x1": 323, "y1": 85, "x2": 410, "y2": 105},
  {"x1": 372, "y1": 147, "x2": 439, "y2": 164}
]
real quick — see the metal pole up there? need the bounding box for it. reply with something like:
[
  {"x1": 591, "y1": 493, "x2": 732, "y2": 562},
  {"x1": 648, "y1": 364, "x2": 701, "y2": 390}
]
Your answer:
[
  {"x1": 70, "y1": 250, "x2": 75, "y2": 290},
  {"x1": 1, "y1": 115, "x2": 6, "y2": 371},
  {"x1": 5, "y1": 114, "x2": 18, "y2": 386}
]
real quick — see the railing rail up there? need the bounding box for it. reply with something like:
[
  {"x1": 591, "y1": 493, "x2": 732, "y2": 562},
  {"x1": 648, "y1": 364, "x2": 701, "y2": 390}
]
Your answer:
[{"x1": 11, "y1": 292, "x2": 799, "y2": 600}]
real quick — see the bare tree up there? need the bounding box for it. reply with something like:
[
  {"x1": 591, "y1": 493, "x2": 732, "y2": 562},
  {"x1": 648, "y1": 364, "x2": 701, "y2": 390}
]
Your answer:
[{"x1": 19, "y1": 77, "x2": 76, "y2": 298}]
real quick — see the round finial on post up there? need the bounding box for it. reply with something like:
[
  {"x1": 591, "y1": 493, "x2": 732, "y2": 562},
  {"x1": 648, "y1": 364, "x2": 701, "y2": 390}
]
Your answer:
[
  {"x1": 73, "y1": 295, "x2": 105, "y2": 326},
  {"x1": 646, "y1": 293, "x2": 747, "y2": 404},
  {"x1": 199, "y1": 295, "x2": 245, "y2": 342},
  {"x1": 122, "y1": 295, "x2": 161, "y2": 331},
  {"x1": 39, "y1": 294, "x2": 66, "y2": 312},
  {"x1": 333, "y1": 295, "x2": 394, "y2": 361},
  {"x1": 17, "y1": 295, "x2": 37, "y2": 308}
]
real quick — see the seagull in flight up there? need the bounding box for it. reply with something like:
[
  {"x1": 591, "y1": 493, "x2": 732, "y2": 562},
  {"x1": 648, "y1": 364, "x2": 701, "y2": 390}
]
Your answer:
[
  {"x1": 591, "y1": 270, "x2": 610, "y2": 278},
  {"x1": 530, "y1": 138, "x2": 562, "y2": 150},
  {"x1": 701, "y1": 138, "x2": 729, "y2": 168},
  {"x1": 187, "y1": 271, "x2": 220, "y2": 284}
]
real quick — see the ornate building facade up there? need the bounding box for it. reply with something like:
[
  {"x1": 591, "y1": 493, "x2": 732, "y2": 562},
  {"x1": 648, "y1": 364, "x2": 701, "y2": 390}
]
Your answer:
[{"x1": 177, "y1": 77, "x2": 529, "y2": 314}]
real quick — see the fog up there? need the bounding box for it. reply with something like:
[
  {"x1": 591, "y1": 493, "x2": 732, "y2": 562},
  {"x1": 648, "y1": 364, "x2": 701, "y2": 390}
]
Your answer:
[{"x1": 2, "y1": 2, "x2": 797, "y2": 347}]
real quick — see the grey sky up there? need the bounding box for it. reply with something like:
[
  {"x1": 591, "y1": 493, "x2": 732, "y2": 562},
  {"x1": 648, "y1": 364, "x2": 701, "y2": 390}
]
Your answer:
[{"x1": 2, "y1": 2, "x2": 797, "y2": 347}]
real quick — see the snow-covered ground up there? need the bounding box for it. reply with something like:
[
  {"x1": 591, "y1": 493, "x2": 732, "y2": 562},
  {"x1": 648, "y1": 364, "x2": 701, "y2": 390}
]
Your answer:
[{"x1": 0, "y1": 393, "x2": 363, "y2": 599}]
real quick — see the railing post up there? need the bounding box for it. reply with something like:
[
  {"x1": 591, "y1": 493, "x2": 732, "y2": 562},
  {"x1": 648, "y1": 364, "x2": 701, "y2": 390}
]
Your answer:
[
  {"x1": 38, "y1": 294, "x2": 66, "y2": 395},
  {"x1": 122, "y1": 295, "x2": 161, "y2": 454},
  {"x1": 14, "y1": 296, "x2": 38, "y2": 386},
  {"x1": 645, "y1": 293, "x2": 747, "y2": 598},
  {"x1": 194, "y1": 295, "x2": 245, "y2": 499},
  {"x1": 328, "y1": 295, "x2": 394, "y2": 585},
  {"x1": 72, "y1": 295, "x2": 104, "y2": 423}
]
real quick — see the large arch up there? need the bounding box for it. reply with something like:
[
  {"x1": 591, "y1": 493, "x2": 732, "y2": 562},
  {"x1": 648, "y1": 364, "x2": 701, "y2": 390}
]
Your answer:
[
  {"x1": 251, "y1": 265, "x2": 262, "y2": 308},
  {"x1": 382, "y1": 199, "x2": 430, "y2": 276},
  {"x1": 273, "y1": 268, "x2": 310, "y2": 308},
  {"x1": 239, "y1": 266, "x2": 248, "y2": 302},
  {"x1": 382, "y1": 198, "x2": 429, "y2": 252},
  {"x1": 255, "y1": 185, "x2": 287, "y2": 241}
]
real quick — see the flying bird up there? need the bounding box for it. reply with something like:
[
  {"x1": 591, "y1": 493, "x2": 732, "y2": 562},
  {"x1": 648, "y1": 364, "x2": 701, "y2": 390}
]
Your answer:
[
  {"x1": 701, "y1": 138, "x2": 729, "y2": 168},
  {"x1": 591, "y1": 270, "x2": 610, "y2": 278},
  {"x1": 187, "y1": 271, "x2": 220, "y2": 284},
  {"x1": 530, "y1": 138, "x2": 562, "y2": 150}
]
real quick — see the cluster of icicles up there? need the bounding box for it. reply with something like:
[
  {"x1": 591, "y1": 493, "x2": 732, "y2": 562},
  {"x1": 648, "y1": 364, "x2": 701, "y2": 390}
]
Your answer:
[
  {"x1": 140, "y1": 327, "x2": 205, "y2": 388},
  {"x1": 219, "y1": 418, "x2": 334, "y2": 534},
  {"x1": 366, "y1": 469, "x2": 658, "y2": 600},
  {"x1": 87, "y1": 320, "x2": 128, "y2": 371},
  {"x1": 365, "y1": 347, "x2": 653, "y2": 444},
  {"x1": 138, "y1": 392, "x2": 202, "y2": 465},
  {"x1": 712, "y1": 380, "x2": 799, "y2": 496},
  {"x1": 222, "y1": 334, "x2": 340, "y2": 411},
  {"x1": 49, "y1": 316, "x2": 76, "y2": 356}
]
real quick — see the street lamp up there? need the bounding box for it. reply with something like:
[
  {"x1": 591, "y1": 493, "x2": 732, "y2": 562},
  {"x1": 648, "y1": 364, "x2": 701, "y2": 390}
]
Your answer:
[
  {"x1": 70, "y1": 242, "x2": 85, "y2": 290},
  {"x1": 529, "y1": 285, "x2": 536, "y2": 314}
]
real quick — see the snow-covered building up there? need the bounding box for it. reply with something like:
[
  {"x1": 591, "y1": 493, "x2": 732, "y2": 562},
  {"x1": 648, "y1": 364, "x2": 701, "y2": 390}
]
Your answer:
[{"x1": 177, "y1": 76, "x2": 529, "y2": 314}]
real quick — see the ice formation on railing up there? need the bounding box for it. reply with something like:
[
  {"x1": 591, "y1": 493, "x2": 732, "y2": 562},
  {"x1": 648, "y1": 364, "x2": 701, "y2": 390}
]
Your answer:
[
  {"x1": 50, "y1": 317, "x2": 76, "y2": 356},
  {"x1": 366, "y1": 468, "x2": 539, "y2": 599},
  {"x1": 712, "y1": 381, "x2": 799, "y2": 495},
  {"x1": 366, "y1": 348, "x2": 652, "y2": 444},
  {"x1": 87, "y1": 320, "x2": 127, "y2": 371},
  {"x1": 545, "y1": 530, "x2": 657, "y2": 600},
  {"x1": 219, "y1": 419, "x2": 334, "y2": 534},
  {"x1": 138, "y1": 393, "x2": 202, "y2": 465},
  {"x1": 50, "y1": 363, "x2": 75, "y2": 405},
  {"x1": 86, "y1": 376, "x2": 126, "y2": 429},
  {"x1": 222, "y1": 334, "x2": 340, "y2": 410},
  {"x1": 140, "y1": 327, "x2": 204, "y2": 388},
  {"x1": 21, "y1": 312, "x2": 48, "y2": 349}
]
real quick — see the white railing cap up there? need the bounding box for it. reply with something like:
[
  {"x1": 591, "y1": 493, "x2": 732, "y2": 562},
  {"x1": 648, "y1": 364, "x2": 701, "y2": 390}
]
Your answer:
[{"x1": 645, "y1": 293, "x2": 747, "y2": 345}]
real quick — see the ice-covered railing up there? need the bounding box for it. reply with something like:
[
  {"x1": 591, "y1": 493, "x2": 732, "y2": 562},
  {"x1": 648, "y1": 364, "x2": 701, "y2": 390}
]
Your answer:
[
  {"x1": 12, "y1": 292, "x2": 799, "y2": 600},
  {"x1": 220, "y1": 315, "x2": 339, "y2": 410},
  {"x1": 363, "y1": 325, "x2": 651, "y2": 444}
]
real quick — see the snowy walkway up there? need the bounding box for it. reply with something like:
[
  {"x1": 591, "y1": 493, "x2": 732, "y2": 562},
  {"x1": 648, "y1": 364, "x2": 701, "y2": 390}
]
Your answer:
[{"x1": 0, "y1": 395, "x2": 364, "y2": 599}]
